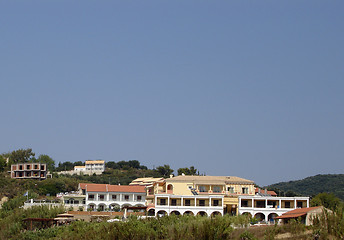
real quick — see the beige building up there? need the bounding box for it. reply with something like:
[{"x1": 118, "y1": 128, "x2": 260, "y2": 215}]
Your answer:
[{"x1": 145, "y1": 175, "x2": 255, "y2": 216}]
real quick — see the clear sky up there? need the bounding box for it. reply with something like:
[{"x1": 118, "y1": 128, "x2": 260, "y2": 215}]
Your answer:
[{"x1": 1, "y1": 1, "x2": 343, "y2": 186}]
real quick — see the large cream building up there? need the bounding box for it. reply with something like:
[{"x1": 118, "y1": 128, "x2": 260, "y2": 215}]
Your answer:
[{"x1": 146, "y1": 175, "x2": 255, "y2": 216}]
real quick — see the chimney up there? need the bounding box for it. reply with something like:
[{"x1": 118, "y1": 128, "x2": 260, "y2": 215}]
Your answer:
[{"x1": 265, "y1": 189, "x2": 267, "y2": 194}]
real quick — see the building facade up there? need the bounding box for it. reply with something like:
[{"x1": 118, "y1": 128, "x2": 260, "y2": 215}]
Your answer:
[
  {"x1": 10, "y1": 163, "x2": 47, "y2": 180},
  {"x1": 145, "y1": 175, "x2": 256, "y2": 216},
  {"x1": 60, "y1": 183, "x2": 146, "y2": 211},
  {"x1": 238, "y1": 195, "x2": 310, "y2": 223}
]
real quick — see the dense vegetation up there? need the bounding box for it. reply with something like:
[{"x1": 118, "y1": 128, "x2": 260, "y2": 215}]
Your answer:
[
  {"x1": 267, "y1": 174, "x2": 344, "y2": 200},
  {"x1": 0, "y1": 210, "x2": 341, "y2": 240}
]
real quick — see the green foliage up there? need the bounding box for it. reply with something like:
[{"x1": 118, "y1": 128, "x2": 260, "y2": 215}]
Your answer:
[
  {"x1": 8, "y1": 148, "x2": 35, "y2": 163},
  {"x1": 177, "y1": 166, "x2": 198, "y2": 176},
  {"x1": 239, "y1": 230, "x2": 257, "y2": 240},
  {"x1": 36, "y1": 154, "x2": 55, "y2": 172},
  {"x1": 311, "y1": 192, "x2": 343, "y2": 211},
  {"x1": 312, "y1": 207, "x2": 344, "y2": 239},
  {"x1": 156, "y1": 165, "x2": 174, "y2": 178},
  {"x1": 0, "y1": 155, "x2": 6, "y2": 172},
  {"x1": 267, "y1": 174, "x2": 344, "y2": 200}
]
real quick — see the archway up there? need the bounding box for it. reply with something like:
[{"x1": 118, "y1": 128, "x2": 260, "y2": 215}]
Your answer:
[
  {"x1": 109, "y1": 203, "x2": 120, "y2": 212},
  {"x1": 88, "y1": 203, "x2": 96, "y2": 211},
  {"x1": 183, "y1": 211, "x2": 194, "y2": 216},
  {"x1": 170, "y1": 211, "x2": 181, "y2": 216},
  {"x1": 254, "y1": 213, "x2": 265, "y2": 222},
  {"x1": 268, "y1": 213, "x2": 278, "y2": 223},
  {"x1": 97, "y1": 204, "x2": 106, "y2": 211},
  {"x1": 197, "y1": 211, "x2": 208, "y2": 217},
  {"x1": 211, "y1": 211, "x2": 222, "y2": 217},
  {"x1": 148, "y1": 208, "x2": 155, "y2": 216},
  {"x1": 167, "y1": 184, "x2": 173, "y2": 194},
  {"x1": 157, "y1": 210, "x2": 168, "y2": 217}
]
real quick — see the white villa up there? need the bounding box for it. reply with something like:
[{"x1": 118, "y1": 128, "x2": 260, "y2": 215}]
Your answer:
[{"x1": 61, "y1": 183, "x2": 146, "y2": 211}]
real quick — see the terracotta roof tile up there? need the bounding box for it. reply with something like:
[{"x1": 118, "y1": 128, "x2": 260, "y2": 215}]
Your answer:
[
  {"x1": 79, "y1": 183, "x2": 145, "y2": 193},
  {"x1": 275, "y1": 206, "x2": 321, "y2": 219}
]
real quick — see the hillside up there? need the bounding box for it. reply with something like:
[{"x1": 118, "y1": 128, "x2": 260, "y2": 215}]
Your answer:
[{"x1": 267, "y1": 174, "x2": 344, "y2": 200}]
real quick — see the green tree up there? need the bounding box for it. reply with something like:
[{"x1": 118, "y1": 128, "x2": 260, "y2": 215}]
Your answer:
[
  {"x1": 177, "y1": 166, "x2": 198, "y2": 175},
  {"x1": 73, "y1": 161, "x2": 84, "y2": 166},
  {"x1": 8, "y1": 148, "x2": 35, "y2": 163},
  {"x1": 37, "y1": 154, "x2": 55, "y2": 172},
  {"x1": 156, "y1": 165, "x2": 174, "y2": 178},
  {"x1": 0, "y1": 155, "x2": 6, "y2": 171},
  {"x1": 311, "y1": 192, "x2": 343, "y2": 211}
]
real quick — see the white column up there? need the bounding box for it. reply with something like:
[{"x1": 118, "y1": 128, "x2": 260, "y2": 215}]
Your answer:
[
  {"x1": 265, "y1": 199, "x2": 268, "y2": 208},
  {"x1": 181, "y1": 197, "x2": 184, "y2": 206},
  {"x1": 294, "y1": 199, "x2": 297, "y2": 209},
  {"x1": 307, "y1": 199, "x2": 309, "y2": 208},
  {"x1": 133, "y1": 194, "x2": 135, "y2": 202},
  {"x1": 209, "y1": 197, "x2": 212, "y2": 207},
  {"x1": 279, "y1": 199, "x2": 281, "y2": 208}
]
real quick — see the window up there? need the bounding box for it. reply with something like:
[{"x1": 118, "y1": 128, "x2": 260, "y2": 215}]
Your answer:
[
  {"x1": 213, "y1": 186, "x2": 221, "y2": 193},
  {"x1": 160, "y1": 199, "x2": 166, "y2": 205},
  {"x1": 185, "y1": 199, "x2": 191, "y2": 206},
  {"x1": 297, "y1": 202, "x2": 303, "y2": 208},
  {"x1": 285, "y1": 201, "x2": 291, "y2": 208},
  {"x1": 99, "y1": 195, "x2": 105, "y2": 201},
  {"x1": 124, "y1": 195, "x2": 129, "y2": 200},
  {"x1": 199, "y1": 186, "x2": 207, "y2": 192},
  {"x1": 242, "y1": 200, "x2": 248, "y2": 207},
  {"x1": 213, "y1": 200, "x2": 219, "y2": 206},
  {"x1": 137, "y1": 195, "x2": 142, "y2": 201},
  {"x1": 88, "y1": 194, "x2": 94, "y2": 200},
  {"x1": 199, "y1": 200, "x2": 205, "y2": 206},
  {"x1": 242, "y1": 188, "x2": 248, "y2": 194},
  {"x1": 112, "y1": 195, "x2": 117, "y2": 200},
  {"x1": 171, "y1": 199, "x2": 177, "y2": 206},
  {"x1": 227, "y1": 187, "x2": 234, "y2": 193}
]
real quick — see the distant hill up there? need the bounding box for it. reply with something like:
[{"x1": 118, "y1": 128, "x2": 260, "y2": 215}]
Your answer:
[{"x1": 266, "y1": 174, "x2": 344, "y2": 200}]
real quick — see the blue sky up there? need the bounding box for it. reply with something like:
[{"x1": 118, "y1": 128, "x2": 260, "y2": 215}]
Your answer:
[{"x1": 1, "y1": 1, "x2": 343, "y2": 186}]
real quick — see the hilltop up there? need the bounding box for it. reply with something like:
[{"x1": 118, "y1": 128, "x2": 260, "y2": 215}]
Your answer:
[{"x1": 267, "y1": 174, "x2": 344, "y2": 200}]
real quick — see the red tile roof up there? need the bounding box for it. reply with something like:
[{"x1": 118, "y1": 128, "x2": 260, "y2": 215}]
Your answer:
[
  {"x1": 275, "y1": 206, "x2": 321, "y2": 219},
  {"x1": 79, "y1": 183, "x2": 145, "y2": 193},
  {"x1": 255, "y1": 188, "x2": 277, "y2": 196}
]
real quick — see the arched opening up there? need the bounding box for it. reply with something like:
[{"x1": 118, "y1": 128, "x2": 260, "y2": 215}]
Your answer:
[
  {"x1": 197, "y1": 211, "x2": 208, "y2": 217},
  {"x1": 97, "y1": 204, "x2": 106, "y2": 211},
  {"x1": 121, "y1": 204, "x2": 132, "y2": 210},
  {"x1": 183, "y1": 211, "x2": 194, "y2": 216},
  {"x1": 157, "y1": 210, "x2": 168, "y2": 217},
  {"x1": 170, "y1": 211, "x2": 181, "y2": 216},
  {"x1": 167, "y1": 184, "x2": 173, "y2": 194},
  {"x1": 268, "y1": 213, "x2": 278, "y2": 223},
  {"x1": 254, "y1": 213, "x2": 265, "y2": 222},
  {"x1": 110, "y1": 203, "x2": 120, "y2": 212},
  {"x1": 88, "y1": 204, "x2": 96, "y2": 211},
  {"x1": 211, "y1": 211, "x2": 222, "y2": 217},
  {"x1": 148, "y1": 208, "x2": 155, "y2": 216}
]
